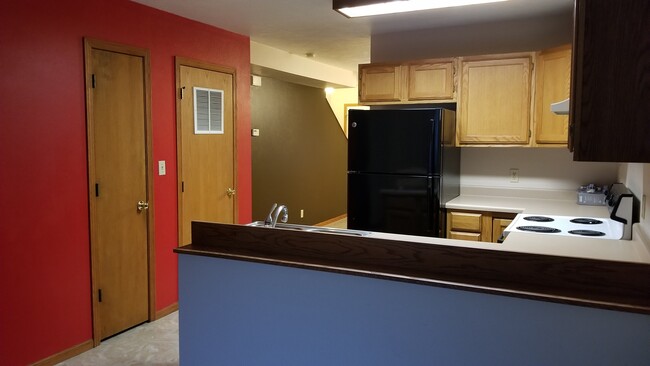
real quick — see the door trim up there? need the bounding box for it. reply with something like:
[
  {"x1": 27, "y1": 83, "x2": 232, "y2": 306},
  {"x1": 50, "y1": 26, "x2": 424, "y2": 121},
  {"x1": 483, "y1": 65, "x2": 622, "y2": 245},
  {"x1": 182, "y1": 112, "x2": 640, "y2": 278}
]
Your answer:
[
  {"x1": 175, "y1": 57, "x2": 239, "y2": 246},
  {"x1": 83, "y1": 38, "x2": 156, "y2": 346}
]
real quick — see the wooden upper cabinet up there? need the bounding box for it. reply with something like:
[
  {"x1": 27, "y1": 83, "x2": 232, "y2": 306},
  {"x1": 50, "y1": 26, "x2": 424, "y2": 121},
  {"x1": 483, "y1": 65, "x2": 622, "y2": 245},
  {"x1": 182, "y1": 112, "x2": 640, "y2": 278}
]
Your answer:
[
  {"x1": 570, "y1": 0, "x2": 650, "y2": 162},
  {"x1": 359, "y1": 59, "x2": 456, "y2": 104},
  {"x1": 358, "y1": 64, "x2": 403, "y2": 103},
  {"x1": 534, "y1": 45, "x2": 571, "y2": 145},
  {"x1": 458, "y1": 55, "x2": 532, "y2": 145},
  {"x1": 406, "y1": 60, "x2": 455, "y2": 101}
]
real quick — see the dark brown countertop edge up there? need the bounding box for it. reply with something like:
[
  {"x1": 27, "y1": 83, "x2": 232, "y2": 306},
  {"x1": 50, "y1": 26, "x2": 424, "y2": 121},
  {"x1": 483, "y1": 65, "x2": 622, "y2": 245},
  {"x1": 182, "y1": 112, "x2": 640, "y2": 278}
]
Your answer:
[{"x1": 174, "y1": 222, "x2": 650, "y2": 315}]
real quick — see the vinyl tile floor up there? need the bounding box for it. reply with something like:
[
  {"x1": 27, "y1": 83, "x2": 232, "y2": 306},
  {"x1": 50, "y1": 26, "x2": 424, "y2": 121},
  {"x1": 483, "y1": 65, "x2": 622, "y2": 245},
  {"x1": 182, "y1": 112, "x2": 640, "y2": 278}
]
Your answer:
[
  {"x1": 320, "y1": 217, "x2": 347, "y2": 229},
  {"x1": 56, "y1": 311, "x2": 179, "y2": 366}
]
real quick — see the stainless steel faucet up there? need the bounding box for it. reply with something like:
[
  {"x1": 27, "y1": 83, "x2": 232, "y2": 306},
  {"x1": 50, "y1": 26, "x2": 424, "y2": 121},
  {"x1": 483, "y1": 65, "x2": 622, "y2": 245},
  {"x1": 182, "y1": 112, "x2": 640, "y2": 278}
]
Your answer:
[{"x1": 264, "y1": 203, "x2": 288, "y2": 227}]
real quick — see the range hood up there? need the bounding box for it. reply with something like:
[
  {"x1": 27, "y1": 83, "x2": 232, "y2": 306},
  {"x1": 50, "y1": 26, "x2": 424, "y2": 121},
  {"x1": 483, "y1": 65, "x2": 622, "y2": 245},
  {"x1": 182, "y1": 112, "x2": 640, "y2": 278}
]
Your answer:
[{"x1": 550, "y1": 98, "x2": 570, "y2": 115}]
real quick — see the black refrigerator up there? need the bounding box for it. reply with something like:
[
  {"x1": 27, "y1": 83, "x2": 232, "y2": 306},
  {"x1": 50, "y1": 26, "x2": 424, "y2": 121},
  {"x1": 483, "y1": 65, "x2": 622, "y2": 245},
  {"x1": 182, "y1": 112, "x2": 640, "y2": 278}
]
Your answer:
[{"x1": 347, "y1": 108, "x2": 460, "y2": 237}]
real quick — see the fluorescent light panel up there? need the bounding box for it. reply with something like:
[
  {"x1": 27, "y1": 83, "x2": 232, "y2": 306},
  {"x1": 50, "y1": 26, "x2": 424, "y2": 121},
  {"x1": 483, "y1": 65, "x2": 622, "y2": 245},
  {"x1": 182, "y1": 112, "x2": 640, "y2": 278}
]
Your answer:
[{"x1": 335, "y1": 0, "x2": 508, "y2": 18}]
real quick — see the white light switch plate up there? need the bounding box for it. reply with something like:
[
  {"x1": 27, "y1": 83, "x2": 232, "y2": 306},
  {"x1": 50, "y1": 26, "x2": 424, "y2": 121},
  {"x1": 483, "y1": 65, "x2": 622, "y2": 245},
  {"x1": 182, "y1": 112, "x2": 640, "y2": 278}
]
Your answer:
[{"x1": 158, "y1": 160, "x2": 166, "y2": 176}]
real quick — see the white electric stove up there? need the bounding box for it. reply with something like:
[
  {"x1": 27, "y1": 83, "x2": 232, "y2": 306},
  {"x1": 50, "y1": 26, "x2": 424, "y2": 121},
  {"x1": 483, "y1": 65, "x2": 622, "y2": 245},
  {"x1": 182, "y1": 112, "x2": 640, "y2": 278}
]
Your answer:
[
  {"x1": 502, "y1": 183, "x2": 638, "y2": 241},
  {"x1": 504, "y1": 214, "x2": 624, "y2": 240}
]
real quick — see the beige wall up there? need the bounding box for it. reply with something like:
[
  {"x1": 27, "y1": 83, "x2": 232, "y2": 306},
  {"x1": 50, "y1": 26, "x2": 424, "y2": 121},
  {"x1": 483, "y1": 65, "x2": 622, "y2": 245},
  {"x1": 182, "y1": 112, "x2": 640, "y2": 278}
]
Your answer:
[
  {"x1": 251, "y1": 76, "x2": 347, "y2": 224},
  {"x1": 370, "y1": 13, "x2": 573, "y2": 62},
  {"x1": 619, "y1": 163, "x2": 649, "y2": 237},
  {"x1": 460, "y1": 148, "x2": 619, "y2": 191},
  {"x1": 325, "y1": 87, "x2": 362, "y2": 136}
]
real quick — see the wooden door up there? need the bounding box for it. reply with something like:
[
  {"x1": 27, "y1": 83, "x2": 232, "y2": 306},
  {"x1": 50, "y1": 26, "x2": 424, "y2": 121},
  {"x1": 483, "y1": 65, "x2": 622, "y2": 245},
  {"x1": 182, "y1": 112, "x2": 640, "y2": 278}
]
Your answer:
[
  {"x1": 85, "y1": 40, "x2": 153, "y2": 342},
  {"x1": 177, "y1": 59, "x2": 236, "y2": 246},
  {"x1": 459, "y1": 56, "x2": 532, "y2": 145},
  {"x1": 534, "y1": 46, "x2": 571, "y2": 145}
]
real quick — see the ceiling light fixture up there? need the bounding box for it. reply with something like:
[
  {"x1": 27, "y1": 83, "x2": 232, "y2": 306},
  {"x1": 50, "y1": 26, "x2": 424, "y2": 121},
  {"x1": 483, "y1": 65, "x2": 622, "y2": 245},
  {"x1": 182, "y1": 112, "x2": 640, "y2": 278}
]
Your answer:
[{"x1": 334, "y1": 0, "x2": 508, "y2": 18}]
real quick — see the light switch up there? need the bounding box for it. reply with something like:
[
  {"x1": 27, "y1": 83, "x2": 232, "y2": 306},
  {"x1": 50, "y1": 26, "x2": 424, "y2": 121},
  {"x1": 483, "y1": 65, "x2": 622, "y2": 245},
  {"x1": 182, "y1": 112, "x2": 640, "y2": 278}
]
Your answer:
[{"x1": 158, "y1": 160, "x2": 166, "y2": 176}]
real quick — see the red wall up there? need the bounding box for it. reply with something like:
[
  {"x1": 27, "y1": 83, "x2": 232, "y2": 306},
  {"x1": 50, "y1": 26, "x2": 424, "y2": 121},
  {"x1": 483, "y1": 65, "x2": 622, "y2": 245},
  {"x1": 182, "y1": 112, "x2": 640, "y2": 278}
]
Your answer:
[{"x1": 0, "y1": 0, "x2": 251, "y2": 364}]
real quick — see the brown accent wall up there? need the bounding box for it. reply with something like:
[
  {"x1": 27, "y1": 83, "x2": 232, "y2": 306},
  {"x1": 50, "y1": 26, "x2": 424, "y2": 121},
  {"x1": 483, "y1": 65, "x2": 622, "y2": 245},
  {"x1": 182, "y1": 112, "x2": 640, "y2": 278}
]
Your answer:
[{"x1": 251, "y1": 77, "x2": 347, "y2": 224}]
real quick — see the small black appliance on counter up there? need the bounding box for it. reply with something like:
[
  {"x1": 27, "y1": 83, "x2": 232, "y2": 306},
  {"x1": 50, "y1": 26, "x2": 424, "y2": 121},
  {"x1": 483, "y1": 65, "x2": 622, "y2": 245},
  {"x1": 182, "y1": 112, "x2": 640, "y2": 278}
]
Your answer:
[{"x1": 347, "y1": 108, "x2": 460, "y2": 238}]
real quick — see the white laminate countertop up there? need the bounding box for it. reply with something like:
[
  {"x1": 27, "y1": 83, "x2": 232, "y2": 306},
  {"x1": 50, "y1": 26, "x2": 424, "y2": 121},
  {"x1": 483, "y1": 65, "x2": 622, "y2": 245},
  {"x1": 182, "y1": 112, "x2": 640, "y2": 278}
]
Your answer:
[
  {"x1": 445, "y1": 187, "x2": 611, "y2": 217},
  {"x1": 373, "y1": 187, "x2": 650, "y2": 264},
  {"x1": 368, "y1": 226, "x2": 650, "y2": 264}
]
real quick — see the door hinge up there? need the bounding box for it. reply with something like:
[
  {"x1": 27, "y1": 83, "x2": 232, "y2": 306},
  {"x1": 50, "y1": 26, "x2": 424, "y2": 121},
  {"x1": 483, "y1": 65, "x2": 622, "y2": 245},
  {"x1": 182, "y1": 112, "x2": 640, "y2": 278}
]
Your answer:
[
  {"x1": 91, "y1": 74, "x2": 96, "y2": 88},
  {"x1": 180, "y1": 86, "x2": 186, "y2": 99},
  {"x1": 95, "y1": 183, "x2": 99, "y2": 197},
  {"x1": 181, "y1": 181, "x2": 185, "y2": 193},
  {"x1": 98, "y1": 289, "x2": 102, "y2": 303}
]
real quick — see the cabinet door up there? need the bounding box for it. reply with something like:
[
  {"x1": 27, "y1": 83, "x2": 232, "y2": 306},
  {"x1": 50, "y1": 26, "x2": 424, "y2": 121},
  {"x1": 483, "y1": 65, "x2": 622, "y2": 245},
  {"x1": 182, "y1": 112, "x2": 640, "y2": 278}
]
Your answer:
[
  {"x1": 358, "y1": 64, "x2": 403, "y2": 103},
  {"x1": 407, "y1": 60, "x2": 455, "y2": 101},
  {"x1": 492, "y1": 218, "x2": 513, "y2": 243},
  {"x1": 446, "y1": 211, "x2": 491, "y2": 241},
  {"x1": 459, "y1": 57, "x2": 532, "y2": 145},
  {"x1": 534, "y1": 46, "x2": 571, "y2": 145},
  {"x1": 570, "y1": 0, "x2": 650, "y2": 162}
]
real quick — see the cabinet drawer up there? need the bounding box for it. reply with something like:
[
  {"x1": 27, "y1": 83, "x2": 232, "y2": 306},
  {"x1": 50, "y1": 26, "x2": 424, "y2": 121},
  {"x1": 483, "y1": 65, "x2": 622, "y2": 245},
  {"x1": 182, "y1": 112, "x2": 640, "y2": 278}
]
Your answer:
[
  {"x1": 449, "y1": 212, "x2": 482, "y2": 232},
  {"x1": 448, "y1": 231, "x2": 481, "y2": 241}
]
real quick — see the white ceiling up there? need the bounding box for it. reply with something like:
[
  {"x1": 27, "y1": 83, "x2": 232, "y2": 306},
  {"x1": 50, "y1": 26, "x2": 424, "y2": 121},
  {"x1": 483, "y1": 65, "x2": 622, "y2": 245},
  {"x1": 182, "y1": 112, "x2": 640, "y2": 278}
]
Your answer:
[{"x1": 133, "y1": 0, "x2": 573, "y2": 72}]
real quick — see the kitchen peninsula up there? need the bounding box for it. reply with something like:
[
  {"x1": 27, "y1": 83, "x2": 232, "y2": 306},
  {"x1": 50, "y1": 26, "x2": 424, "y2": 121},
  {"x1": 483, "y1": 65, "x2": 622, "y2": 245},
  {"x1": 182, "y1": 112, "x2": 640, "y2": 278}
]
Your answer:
[{"x1": 175, "y1": 214, "x2": 650, "y2": 365}]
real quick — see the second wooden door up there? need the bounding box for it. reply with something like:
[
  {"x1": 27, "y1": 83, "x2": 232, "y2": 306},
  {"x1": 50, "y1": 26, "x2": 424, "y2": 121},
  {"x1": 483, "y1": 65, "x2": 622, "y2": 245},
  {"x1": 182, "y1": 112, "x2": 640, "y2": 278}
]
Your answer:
[{"x1": 177, "y1": 60, "x2": 236, "y2": 246}]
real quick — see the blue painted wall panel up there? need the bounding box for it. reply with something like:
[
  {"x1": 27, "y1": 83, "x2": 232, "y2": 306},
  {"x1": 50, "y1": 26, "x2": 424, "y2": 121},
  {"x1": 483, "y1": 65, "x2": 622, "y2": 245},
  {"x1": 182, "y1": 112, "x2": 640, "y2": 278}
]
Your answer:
[{"x1": 179, "y1": 254, "x2": 650, "y2": 365}]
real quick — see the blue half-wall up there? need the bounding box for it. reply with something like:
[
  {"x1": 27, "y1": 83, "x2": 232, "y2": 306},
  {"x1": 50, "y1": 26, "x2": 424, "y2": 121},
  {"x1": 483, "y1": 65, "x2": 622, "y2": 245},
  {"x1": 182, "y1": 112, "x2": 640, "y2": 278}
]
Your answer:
[{"x1": 179, "y1": 254, "x2": 650, "y2": 365}]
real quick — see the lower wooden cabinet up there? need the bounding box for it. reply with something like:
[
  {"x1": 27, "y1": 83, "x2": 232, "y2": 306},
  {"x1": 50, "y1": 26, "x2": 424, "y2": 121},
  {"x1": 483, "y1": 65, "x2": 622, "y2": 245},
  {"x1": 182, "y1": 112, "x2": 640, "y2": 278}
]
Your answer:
[
  {"x1": 491, "y1": 218, "x2": 513, "y2": 243},
  {"x1": 446, "y1": 210, "x2": 515, "y2": 243}
]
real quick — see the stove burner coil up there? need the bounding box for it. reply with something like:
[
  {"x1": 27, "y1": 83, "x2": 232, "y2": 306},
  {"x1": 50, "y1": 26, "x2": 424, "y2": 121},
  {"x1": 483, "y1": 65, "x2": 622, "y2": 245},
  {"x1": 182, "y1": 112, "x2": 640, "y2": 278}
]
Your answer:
[
  {"x1": 569, "y1": 218, "x2": 603, "y2": 225},
  {"x1": 568, "y1": 230, "x2": 606, "y2": 237},
  {"x1": 516, "y1": 226, "x2": 561, "y2": 233},
  {"x1": 523, "y1": 216, "x2": 555, "y2": 222}
]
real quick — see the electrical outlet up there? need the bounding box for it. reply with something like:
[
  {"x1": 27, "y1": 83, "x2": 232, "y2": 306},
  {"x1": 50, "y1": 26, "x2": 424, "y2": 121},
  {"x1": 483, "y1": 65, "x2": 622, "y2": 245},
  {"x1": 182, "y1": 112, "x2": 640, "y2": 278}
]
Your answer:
[
  {"x1": 158, "y1": 160, "x2": 166, "y2": 176},
  {"x1": 509, "y1": 168, "x2": 519, "y2": 183},
  {"x1": 300, "y1": 209, "x2": 304, "y2": 218}
]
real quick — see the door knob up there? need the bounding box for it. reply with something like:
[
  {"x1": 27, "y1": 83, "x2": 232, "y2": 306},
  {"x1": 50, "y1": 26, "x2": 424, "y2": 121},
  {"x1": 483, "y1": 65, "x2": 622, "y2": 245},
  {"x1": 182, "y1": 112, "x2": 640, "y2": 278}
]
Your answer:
[
  {"x1": 137, "y1": 201, "x2": 149, "y2": 211},
  {"x1": 226, "y1": 188, "x2": 236, "y2": 197}
]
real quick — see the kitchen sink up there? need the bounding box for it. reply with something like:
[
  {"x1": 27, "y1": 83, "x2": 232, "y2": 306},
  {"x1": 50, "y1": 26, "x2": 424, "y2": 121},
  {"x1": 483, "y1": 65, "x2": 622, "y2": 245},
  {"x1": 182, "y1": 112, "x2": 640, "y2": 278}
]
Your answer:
[{"x1": 246, "y1": 221, "x2": 370, "y2": 237}]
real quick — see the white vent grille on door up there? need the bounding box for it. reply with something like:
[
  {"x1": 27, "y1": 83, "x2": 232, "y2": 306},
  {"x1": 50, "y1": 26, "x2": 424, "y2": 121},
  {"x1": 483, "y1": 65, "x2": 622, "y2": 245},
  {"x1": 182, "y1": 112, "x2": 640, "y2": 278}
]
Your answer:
[{"x1": 193, "y1": 87, "x2": 224, "y2": 134}]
